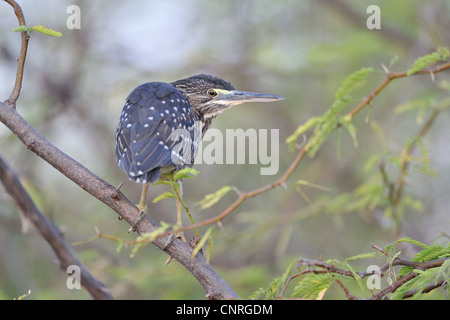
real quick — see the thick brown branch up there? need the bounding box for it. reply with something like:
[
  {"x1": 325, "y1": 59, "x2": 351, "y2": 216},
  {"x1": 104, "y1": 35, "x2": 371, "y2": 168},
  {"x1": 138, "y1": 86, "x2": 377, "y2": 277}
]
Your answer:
[
  {"x1": 0, "y1": 155, "x2": 113, "y2": 299},
  {"x1": 0, "y1": 101, "x2": 238, "y2": 299}
]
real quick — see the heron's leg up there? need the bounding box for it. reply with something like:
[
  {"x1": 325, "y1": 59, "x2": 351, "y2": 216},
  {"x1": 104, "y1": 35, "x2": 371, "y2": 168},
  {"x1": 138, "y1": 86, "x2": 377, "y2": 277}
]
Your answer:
[
  {"x1": 164, "y1": 180, "x2": 184, "y2": 266},
  {"x1": 129, "y1": 183, "x2": 149, "y2": 232},
  {"x1": 136, "y1": 183, "x2": 149, "y2": 214},
  {"x1": 175, "y1": 180, "x2": 186, "y2": 241},
  {"x1": 176, "y1": 180, "x2": 183, "y2": 225}
]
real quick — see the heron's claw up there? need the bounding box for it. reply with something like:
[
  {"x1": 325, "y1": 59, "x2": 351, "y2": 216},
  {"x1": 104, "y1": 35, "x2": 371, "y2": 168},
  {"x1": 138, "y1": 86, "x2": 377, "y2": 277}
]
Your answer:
[{"x1": 128, "y1": 208, "x2": 147, "y2": 233}]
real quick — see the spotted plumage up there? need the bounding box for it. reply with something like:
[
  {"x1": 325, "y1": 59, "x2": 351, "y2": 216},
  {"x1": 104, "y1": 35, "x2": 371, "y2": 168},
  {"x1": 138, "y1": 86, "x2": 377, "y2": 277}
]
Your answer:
[
  {"x1": 115, "y1": 74, "x2": 284, "y2": 188},
  {"x1": 115, "y1": 82, "x2": 200, "y2": 184}
]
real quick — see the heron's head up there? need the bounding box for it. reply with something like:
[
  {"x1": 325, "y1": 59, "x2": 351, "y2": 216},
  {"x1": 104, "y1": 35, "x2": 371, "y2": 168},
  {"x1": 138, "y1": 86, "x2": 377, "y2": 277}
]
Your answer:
[{"x1": 172, "y1": 74, "x2": 284, "y2": 120}]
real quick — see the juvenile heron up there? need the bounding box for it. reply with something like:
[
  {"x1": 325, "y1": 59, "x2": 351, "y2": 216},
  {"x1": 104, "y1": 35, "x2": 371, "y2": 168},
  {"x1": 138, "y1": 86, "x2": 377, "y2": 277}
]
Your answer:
[{"x1": 115, "y1": 74, "x2": 284, "y2": 220}]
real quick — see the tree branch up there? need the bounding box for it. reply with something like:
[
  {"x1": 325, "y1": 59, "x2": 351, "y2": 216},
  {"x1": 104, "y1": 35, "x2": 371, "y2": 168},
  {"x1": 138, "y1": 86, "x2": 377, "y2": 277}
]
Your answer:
[
  {"x1": 4, "y1": 0, "x2": 30, "y2": 108},
  {"x1": 347, "y1": 62, "x2": 450, "y2": 118},
  {"x1": 0, "y1": 1, "x2": 238, "y2": 300},
  {"x1": 0, "y1": 100, "x2": 238, "y2": 299},
  {"x1": 0, "y1": 155, "x2": 114, "y2": 299},
  {"x1": 293, "y1": 246, "x2": 449, "y2": 300}
]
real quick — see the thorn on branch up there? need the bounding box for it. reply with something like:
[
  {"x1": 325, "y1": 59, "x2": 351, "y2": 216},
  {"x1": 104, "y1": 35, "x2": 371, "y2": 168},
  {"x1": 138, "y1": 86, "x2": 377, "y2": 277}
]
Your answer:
[
  {"x1": 430, "y1": 71, "x2": 435, "y2": 83},
  {"x1": 110, "y1": 183, "x2": 123, "y2": 200},
  {"x1": 371, "y1": 243, "x2": 389, "y2": 256},
  {"x1": 381, "y1": 62, "x2": 390, "y2": 76},
  {"x1": 5, "y1": 0, "x2": 30, "y2": 108},
  {"x1": 295, "y1": 134, "x2": 308, "y2": 150},
  {"x1": 115, "y1": 181, "x2": 125, "y2": 192}
]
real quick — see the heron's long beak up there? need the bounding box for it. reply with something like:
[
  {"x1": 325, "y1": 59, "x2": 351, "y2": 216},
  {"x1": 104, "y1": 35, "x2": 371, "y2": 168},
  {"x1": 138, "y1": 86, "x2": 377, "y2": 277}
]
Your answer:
[{"x1": 217, "y1": 90, "x2": 285, "y2": 106}]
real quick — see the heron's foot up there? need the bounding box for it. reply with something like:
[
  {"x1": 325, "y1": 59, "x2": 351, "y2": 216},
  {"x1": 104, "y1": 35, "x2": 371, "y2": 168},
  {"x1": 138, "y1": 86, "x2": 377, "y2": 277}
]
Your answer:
[
  {"x1": 128, "y1": 206, "x2": 148, "y2": 233},
  {"x1": 136, "y1": 199, "x2": 148, "y2": 216},
  {"x1": 128, "y1": 183, "x2": 150, "y2": 232},
  {"x1": 162, "y1": 233, "x2": 186, "y2": 250}
]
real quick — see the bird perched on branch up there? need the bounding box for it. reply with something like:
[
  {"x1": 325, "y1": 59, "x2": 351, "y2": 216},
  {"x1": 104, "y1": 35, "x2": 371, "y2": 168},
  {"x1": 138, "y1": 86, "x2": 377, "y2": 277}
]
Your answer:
[{"x1": 115, "y1": 74, "x2": 284, "y2": 225}]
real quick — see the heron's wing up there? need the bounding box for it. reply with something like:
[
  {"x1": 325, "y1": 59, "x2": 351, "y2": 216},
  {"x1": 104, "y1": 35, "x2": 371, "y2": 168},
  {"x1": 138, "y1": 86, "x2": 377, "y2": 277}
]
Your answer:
[{"x1": 115, "y1": 82, "x2": 198, "y2": 184}]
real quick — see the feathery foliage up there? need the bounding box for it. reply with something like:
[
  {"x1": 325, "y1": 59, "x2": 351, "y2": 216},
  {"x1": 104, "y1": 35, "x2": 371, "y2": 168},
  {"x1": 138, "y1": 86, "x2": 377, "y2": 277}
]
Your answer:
[{"x1": 12, "y1": 24, "x2": 62, "y2": 37}]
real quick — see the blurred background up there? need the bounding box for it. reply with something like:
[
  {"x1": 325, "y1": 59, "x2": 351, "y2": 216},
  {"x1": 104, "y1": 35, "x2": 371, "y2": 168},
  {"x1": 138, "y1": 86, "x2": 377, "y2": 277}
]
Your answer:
[{"x1": 0, "y1": 0, "x2": 449, "y2": 299}]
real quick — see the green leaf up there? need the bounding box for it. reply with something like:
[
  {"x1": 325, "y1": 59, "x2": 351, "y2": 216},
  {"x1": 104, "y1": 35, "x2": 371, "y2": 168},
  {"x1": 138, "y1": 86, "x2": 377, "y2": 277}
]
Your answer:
[
  {"x1": 31, "y1": 25, "x2": 62, "y2": 37},
  {"x1": 334, "y1": 67, "x2": 374, "y2": 99},
  {"x1": 285, "y1": 117, "x2": 318, "y2": 151},
  {"x1": 389, "y1": 274, "x2": 417, "y2": 300},
  {"x1": 391, "y1": 267, "x2": 441, "y2": 300},
  {"x1": 249, "y1": 287, "x2": 266, "y2": 300},
  {"x1": 292, "y1": 273, "x2": 335, "y2": 299},
  {"x1": 345, "y1": 252, "x2": 377, "y2": 261},
  {"x1": 393, "y1": 237, "x2": 429, "y2": 249},
  {"x1": 12, "y1": 24, "x2": 62, "y2": 37},
  {"x1": 11, "y1": 25, "x2": 30, "y2": 32},
  {"x1": 204, "y1": 227, "x2": 216, "y2": 263},
  {"x1": 435, "y1": 259, "x2": 450, "y2": 287},
  {"x1": 340, "y1": 115, "x2": 358, "y2": 148},
  {"x1": 264, "y1": 277, "x2": 281, "y2": 299},
  {"x1": 250, "y1": 276, "x2": 282, "y2": 300},
  {"x1": 153, "y1": 180, "x2": 173, "y2": 187},
  {"x1": 194, "y1": 185, "x2": 232, "y2": 210},
  {"x1": 115, "y1": 242, "x2": 124, "y2": 253},
  {"x1": 130, "y1": 222, "x2": 172, "y2": 257},
  {"x1": 407, "y1": 46, "x2": 450, "y2": 76},
  {"x1": 173, "y1": 167, "x2": 199, "y2": 181},
  {"x1": 398, "y1": 244, "x2": 450, "y2": 276},
  {"x1": 152, "y1": 191, "x2": 175, "y2": 203},
  {"x1": 343, "y1": 260, "x2": 365, "y2": 289}
]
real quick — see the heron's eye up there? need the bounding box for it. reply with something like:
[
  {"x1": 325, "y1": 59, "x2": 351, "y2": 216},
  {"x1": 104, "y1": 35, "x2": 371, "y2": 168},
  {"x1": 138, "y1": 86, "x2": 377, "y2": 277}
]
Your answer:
[{"x1": 207, "y1": 89, "x2": 217, "y2": 97}]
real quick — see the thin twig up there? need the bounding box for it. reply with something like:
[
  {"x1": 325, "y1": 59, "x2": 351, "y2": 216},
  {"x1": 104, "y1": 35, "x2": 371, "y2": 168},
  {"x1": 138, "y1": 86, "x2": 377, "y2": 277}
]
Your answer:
[
  {"x1": 4, "y1": 0, "x2": 30, "y2": 108},
  {"x1": 335, "y1": 279, "x2": 358, "y2": 300},
  {"x1": 347, "y1": 62, "x2": 450, "y2": 118}
]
